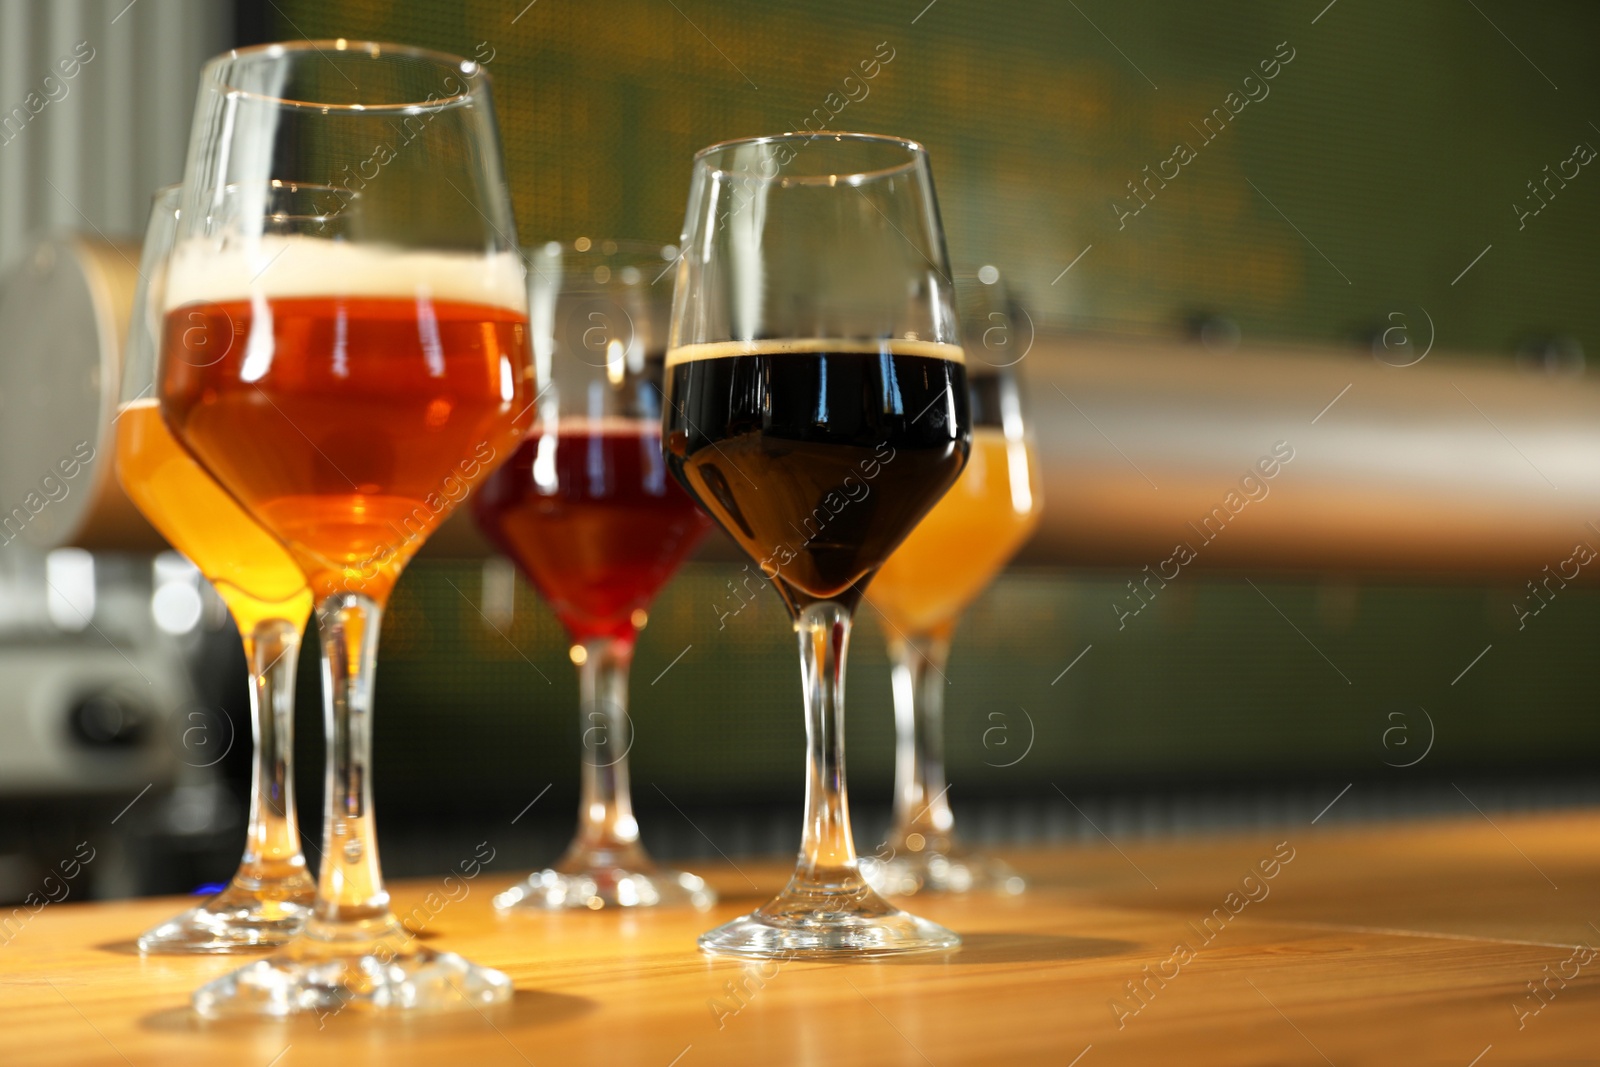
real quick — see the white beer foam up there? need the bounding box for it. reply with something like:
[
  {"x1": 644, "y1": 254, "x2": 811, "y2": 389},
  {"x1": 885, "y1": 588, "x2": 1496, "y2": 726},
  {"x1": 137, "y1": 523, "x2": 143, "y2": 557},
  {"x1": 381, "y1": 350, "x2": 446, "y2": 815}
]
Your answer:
[{"x1": 164, "y1": 234, "x2": 527, "y2": 313}]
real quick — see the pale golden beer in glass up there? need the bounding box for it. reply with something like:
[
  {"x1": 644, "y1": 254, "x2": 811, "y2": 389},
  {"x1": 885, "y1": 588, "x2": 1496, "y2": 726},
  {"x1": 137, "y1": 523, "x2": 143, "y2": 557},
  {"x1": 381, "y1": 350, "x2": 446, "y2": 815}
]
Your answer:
[
  {"x1": 871, "y1": 426, "x2": 1042, "y2": 638},
  {"x1": 116, "y1": 399, "x2": 312, "y2": 637}
]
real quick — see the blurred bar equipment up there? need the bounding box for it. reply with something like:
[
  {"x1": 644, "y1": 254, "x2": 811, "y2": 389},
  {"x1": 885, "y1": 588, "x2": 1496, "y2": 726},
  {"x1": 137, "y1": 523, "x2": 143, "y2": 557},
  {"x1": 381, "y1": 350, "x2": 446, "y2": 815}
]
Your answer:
[
  {"x1": 0, "y1": 0, "x2": 237, "y2": 903},
  {"x1": 1018, "y1": 334, "x2": 1600, "y2": 577},
  {"x1": 0, "y1": 237, "x2": 225, "y2": 902}
]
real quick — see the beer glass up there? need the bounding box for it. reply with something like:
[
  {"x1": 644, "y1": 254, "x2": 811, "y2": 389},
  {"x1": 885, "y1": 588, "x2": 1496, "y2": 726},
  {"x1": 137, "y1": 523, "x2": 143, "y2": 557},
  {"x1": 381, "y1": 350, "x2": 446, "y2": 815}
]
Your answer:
[
  {"x1": 664, "y1": 133, "x2": 969, "y2": 957},
  {"x1": 475, "y1": 240, "x2": 716, "y2": 910},
  {"x1": 159, "y1": 41, "x2": 531, "y2": 1015},
  {"x1": 116, "y1": 185, "x2": 315, "y2": 952},
  {"x1": 862, "y1": 273, "x2": 1043, "y2": 895}
]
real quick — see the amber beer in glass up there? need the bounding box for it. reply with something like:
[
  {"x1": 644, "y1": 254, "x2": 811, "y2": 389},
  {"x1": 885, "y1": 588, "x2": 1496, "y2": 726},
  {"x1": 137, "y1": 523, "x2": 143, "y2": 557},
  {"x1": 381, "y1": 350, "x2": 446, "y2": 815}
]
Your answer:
[
  {"x1": 161, "y1": 263, "x2": 526, "y2": 602},
  {"x1": 160, "y1": 41, "x2": 531, "y2": 1017}
]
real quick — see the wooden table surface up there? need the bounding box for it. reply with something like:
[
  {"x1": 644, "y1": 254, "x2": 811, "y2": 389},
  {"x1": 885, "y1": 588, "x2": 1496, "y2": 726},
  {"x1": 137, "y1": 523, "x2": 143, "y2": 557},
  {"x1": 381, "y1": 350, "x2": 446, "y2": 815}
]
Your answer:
[{"x1": 4, "y1": 809, "x2": 1599, "y2": 1066}]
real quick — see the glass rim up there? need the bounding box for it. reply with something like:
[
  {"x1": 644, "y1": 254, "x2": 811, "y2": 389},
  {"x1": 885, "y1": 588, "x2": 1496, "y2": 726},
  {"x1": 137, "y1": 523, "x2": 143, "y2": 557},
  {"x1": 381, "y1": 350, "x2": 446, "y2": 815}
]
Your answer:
[
  {"x1": 206, "y1": 39, "x2": 488, "y2": 114},
  {"x1": 692, "y1": 131, "x2": 927, "y2": 185},
  {"x1": 530, "y1": 237, "x2": 676, "y2": 262},
  {"x1": 156, "y1": 178, "x2": 347, "y2": 199}
]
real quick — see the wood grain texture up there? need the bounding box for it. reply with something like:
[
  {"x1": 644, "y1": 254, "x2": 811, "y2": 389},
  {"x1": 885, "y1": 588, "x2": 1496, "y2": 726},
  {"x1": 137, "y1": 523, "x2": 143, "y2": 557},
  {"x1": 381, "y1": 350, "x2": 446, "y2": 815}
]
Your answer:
[{"x1": 2, "y1": 809, "x2": 1597, "y2": 1066}]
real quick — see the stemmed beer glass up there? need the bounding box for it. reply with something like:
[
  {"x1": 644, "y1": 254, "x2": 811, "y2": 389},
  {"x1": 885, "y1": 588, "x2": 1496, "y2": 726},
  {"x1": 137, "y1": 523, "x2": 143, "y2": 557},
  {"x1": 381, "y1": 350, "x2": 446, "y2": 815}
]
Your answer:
[
  {"x1": 157, "y1": 41, "x2": 532, "y2": 1015},
  {"x1": 475, "y1": 240, "x2": 716, "y2": 910},
  {"x1": 117, "y1": 185, "x2": 316, "y2": 952},
  {"x1": 664, "y1": 133, "x2": 970, "y2": 957},
  {"x1": 862, "y1": 272, "x2": 1043, "y2": 895}
]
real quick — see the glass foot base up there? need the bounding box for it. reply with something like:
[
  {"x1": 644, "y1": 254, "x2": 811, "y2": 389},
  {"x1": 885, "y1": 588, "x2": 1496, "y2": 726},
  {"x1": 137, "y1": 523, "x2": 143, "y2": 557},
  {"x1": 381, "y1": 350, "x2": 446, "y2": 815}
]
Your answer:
[
  {"x1": 699, "y1": 880, "x2": 959, "y2": 959},
  {"x1": 862, "y1": 848, "x2": 1026, "y2": 897},
  {"x1": 494, "y1": 866, "x2": 715, "y2": 910},
  {"x1": 139, "y1": 873, "x2": 316, "y2": 954},
  {"x1": 192, "y1": 942, "x2": 513, "y2": 1018}
]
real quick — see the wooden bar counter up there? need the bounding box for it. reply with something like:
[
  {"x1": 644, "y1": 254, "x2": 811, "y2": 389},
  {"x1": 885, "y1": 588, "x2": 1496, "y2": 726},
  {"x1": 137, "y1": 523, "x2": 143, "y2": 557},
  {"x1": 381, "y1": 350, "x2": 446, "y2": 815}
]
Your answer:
[{"x1": 4, "y1": 809, "x2": 1597, "y2": 1065}]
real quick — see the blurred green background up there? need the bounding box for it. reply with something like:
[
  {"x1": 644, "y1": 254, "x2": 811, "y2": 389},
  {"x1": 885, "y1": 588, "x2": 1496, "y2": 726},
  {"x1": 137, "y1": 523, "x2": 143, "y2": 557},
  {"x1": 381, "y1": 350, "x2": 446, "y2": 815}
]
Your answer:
[
  {"x1": 265, "y1": 0, "x2": 1600, "y2": 353},
  {"x1": 314, "y1": 563, "x2": 1600, "y2": 816}
]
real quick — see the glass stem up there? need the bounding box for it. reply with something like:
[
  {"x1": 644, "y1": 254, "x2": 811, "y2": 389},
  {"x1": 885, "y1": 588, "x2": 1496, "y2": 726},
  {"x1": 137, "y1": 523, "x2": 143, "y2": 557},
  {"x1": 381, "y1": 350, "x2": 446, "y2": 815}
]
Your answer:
[
  {"x1": 234, "y1": 618, "x2": 308, "y2": 888},
  {"x1": 791, "y1": 601, "x2": 862, "y2": 891},
  {"x1": 306, "y1": 593, "x2": 396, "y2": 943},
  {"x1": 888, "y1": 632, "x2": 955, "y2": 855},
  {"x1": 563, "y1": 637, "x2": 645, "y2": 866}
]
